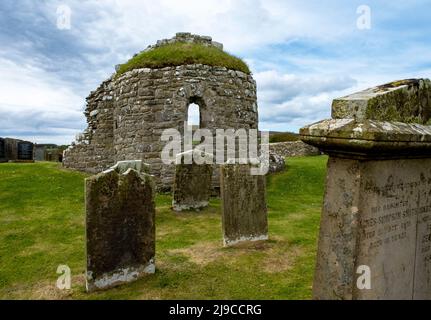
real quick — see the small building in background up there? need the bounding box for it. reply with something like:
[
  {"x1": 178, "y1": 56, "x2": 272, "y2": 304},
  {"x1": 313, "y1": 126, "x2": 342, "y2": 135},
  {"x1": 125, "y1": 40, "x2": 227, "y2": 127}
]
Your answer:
[
  {"x1": 0, "y1": 138, "x2": 35, "y2": 162},
  {"x1": 0, "y1": 138, "x2": 6, "y2": 162},
  {"x1": 34, "y1": 144, "x2": 65, "y2": 162},
  {"x1": 0, "y1": 139, "x2": 67, "y2": 163},
  {"x1": 17, "y1": 141, "x2": 34, "y2": 161}
]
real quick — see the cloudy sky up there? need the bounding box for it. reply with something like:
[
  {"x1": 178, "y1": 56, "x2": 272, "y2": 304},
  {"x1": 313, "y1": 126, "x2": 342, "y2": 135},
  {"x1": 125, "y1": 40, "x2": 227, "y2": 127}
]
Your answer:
[{"x1": 0, "y1": 0, "x2": 430, "y2": 144}]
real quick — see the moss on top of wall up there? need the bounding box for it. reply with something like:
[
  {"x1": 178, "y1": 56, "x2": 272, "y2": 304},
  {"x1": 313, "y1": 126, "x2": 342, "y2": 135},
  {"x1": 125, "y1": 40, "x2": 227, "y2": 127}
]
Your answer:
[{"x1": 116, "y1": 42, "x2": 250, "y2": 77}]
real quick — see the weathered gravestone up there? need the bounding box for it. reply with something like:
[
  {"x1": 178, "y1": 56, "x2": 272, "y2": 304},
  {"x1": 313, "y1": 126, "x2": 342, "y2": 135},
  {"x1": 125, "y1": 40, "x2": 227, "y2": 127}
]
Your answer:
[
  {"x1": 85, "y1": 160, "x2": 155, "y2": 292},
  {"x1": 300, "y1": 79, "x2": 431, "y2": 299},
  {"x1": 220, "y1": 161, "x2": 268, "y2": 246},
  {"x1": 172, "y1": 149, "x2": 213, "y2": 211}
]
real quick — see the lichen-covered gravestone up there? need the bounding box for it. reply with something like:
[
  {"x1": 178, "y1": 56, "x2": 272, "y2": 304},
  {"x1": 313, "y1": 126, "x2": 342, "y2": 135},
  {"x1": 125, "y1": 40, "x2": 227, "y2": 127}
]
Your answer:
[
  {"x1": 172, "y1": 150, "x2": 213, "y2": 211},
  {"x1": 220, "y1": 161, "x2": 268, "y2": 246},
  {"x1": 301, "y1": 79, "x2": 431, "y2": 300},
  {"x1": 85, "y1": 160, "x2": 155, "y2": 292}
]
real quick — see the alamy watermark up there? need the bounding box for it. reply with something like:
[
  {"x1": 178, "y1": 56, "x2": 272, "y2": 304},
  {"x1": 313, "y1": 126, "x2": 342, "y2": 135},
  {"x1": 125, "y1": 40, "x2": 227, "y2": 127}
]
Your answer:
[
  {"x1": 161, "y1": 122, "x2": 269, "y2": 175},
  {"x1": 356, "y1": 5, "x2": 371, "y2": 30},
  {"x1": 56, "y1": 264, "x2": 71, "y2": 290},
  {"x1": 356, "y1": 265, "x2": 371, "y2": 290},
  {"x1": 56, "y1": 4, "x2": 72, "y2": 30}
]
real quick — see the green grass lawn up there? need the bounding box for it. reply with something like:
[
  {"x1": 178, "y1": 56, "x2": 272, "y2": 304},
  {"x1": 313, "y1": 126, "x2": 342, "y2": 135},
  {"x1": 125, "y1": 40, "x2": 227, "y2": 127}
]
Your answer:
[{"x1": 0, "y1": 156, "x2": 327, "y2": 300}]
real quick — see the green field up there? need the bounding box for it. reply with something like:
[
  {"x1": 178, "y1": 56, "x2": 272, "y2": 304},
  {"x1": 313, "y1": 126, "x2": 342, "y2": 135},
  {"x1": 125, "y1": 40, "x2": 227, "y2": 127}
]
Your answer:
[{"x1": 0, "y1": 156, "x2": 327, "y2": 300}]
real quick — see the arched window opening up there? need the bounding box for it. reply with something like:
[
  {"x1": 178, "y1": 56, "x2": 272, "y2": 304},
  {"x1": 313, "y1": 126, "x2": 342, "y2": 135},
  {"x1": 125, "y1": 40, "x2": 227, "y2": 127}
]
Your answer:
[
  {"x1": 187, "y1": 103, "x2": 201, "y2": 145},
  {"x1": 187, "y1": 103, "x2": 200, "y2": 128}
]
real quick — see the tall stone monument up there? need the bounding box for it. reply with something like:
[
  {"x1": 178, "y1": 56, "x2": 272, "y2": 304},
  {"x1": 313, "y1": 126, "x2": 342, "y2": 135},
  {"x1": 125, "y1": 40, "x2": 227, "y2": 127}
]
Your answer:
[
  {"x1": 85, "y1": 160, "x2": 155, "y2": 292},
  {"x1": 220, "y1": 161, "x2": 268, "y2": 246},
  {"x1": 300, "y1": 79, "x2": 431, "y2": 299},
  {"x1": 172, "y1": 149, "x2": 213, "y2": 211}
]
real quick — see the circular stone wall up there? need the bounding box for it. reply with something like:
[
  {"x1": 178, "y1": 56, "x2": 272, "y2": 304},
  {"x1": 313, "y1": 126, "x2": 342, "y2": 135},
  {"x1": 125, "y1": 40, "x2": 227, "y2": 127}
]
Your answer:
[
  {"x1": 113, "y1": 64, "x2": 258, "y2": 189},
  {"x1": 63, "y1": 33, "x2": 259, "y2": 191}
]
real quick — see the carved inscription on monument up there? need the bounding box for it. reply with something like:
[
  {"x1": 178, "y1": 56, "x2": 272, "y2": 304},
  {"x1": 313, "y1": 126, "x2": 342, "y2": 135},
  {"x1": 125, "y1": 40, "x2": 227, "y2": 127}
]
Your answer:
[{"x1": 354, "y1": 160, "x2": 431, "y2": 299}]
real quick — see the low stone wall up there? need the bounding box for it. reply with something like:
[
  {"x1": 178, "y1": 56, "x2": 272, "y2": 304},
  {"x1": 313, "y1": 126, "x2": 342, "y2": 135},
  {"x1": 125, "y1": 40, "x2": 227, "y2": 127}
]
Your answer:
[{"x1": 269, "y1": 141, "x2": 320, "y2": 158}]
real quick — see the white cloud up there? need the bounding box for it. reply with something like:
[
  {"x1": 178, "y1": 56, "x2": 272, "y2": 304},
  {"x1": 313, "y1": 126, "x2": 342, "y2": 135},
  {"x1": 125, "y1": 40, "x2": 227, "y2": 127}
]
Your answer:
[
  {"x1": 255, "y1": 70, "x2": 357, "y2": 131},
  {"x1": 0, "y1": 57, "x2": 85, "y2": 143},
  {"x1": 1, "y1": 0, "x2": 430, "y2": 142},
  {"x1": 0, "y1": 0, "x2": 362, "y2": 143},
  {"x1": 256, "y1": 70, "x2": 356, "y2": 104},
  {"x1": 41, "y1": 0, "x2": 354, "y2": 58}
]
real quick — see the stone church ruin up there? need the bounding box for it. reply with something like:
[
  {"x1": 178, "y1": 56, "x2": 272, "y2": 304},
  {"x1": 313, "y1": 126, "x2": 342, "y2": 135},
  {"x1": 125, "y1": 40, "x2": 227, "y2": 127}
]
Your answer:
[{"x1": 63, "y1": 33, "x2": 259, "y2": 191}]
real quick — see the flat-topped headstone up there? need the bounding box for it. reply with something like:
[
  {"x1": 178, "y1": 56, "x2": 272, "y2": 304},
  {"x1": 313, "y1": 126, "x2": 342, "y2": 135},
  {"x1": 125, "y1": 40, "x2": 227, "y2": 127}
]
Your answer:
[
  {"x1": 85, "y1": 160, "x2": 155, "y2": 292},
  {"x1": 220, "y1": 161, "x2": 268, "y2": 246},
  {"x1": 105, "y1": 159, "x2": 150, "y2": 174},
  {"x1": 300, "y1": 79, "x2": 431, "y2": 300},
  {"x1": 172, "y1": 149, "x2": 213, "y2": 211}
]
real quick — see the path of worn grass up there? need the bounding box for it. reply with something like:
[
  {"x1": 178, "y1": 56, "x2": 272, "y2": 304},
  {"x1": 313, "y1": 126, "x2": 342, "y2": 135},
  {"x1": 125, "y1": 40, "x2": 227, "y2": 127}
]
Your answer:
[{"x1": 0, "y1": 156, "x2": 327, "y2": 299}]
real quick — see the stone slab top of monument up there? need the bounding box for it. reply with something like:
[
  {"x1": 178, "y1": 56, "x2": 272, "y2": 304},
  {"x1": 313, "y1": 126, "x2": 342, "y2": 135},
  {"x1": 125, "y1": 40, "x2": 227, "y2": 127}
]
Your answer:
[
  {"x1": 300, "y1": 119, "x2": 431, "y2": 159},
  {"x1": 331, "y1": 78, "x2": 431, "y2": 122},
  {"x1": 300, "y1": 78, "x2": 431, "y2": 159}
]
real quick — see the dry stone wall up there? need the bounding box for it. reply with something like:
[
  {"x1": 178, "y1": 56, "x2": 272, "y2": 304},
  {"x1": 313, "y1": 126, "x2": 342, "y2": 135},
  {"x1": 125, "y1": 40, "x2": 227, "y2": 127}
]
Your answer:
[{"x1": 269, "y1": 141, "x2": 320, "y2": 158}]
